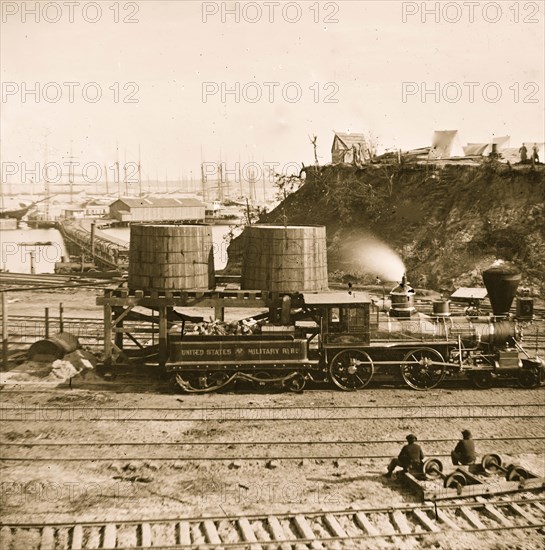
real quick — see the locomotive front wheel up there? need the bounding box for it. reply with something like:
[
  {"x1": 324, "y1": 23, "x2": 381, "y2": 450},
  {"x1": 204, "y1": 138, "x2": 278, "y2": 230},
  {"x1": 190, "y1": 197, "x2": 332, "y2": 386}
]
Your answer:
[
  {"x1": 518, "y1": 368, "x2": 539, "y2": 389},
  {"x1": 400, "y1": 348, "x2": 446, "y2": 390},
  {"x1": 329, "y1": 350, "x2": 374, "y2": 391},
  {"x1": 469, "y1": 371, "x2": 492, "y2": 389}
]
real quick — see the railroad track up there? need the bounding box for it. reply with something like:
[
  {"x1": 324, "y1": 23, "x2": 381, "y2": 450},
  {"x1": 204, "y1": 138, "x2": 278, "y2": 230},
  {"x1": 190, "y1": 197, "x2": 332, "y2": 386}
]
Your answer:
[
  {"x1": 1, "y1": 496, "x2": 544, "y2": 549},
  {"x1": 1, "y1": 403, "x2": 544, "y2": 422}
]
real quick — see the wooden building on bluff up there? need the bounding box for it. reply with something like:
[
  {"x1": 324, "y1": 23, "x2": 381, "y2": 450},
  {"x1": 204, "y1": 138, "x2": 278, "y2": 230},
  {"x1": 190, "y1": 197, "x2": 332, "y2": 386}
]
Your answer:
[{"x1": 331, "y1": 132, "x2": 368, "y2": 165}]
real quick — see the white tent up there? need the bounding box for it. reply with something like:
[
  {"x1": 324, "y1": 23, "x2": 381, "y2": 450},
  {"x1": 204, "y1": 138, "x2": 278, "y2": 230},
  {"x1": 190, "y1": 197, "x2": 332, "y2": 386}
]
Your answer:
[
  {"x1": 492, "y1": 135, "x2": 511, "y2": 148},
  {"x1": 429, "y1": 130, "x2": 465, "y2": 159},
  {"x1": 480, "y1": 135, "x2": 511, "y2": 155},
  {"x1": 463, "y1": 143, "x2": 489, "y2": 156}
]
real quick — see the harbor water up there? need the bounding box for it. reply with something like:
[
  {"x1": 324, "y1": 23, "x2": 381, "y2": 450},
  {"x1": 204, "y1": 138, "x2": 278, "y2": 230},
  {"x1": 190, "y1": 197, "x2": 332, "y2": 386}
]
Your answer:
[{"x1": 0, "y1": 227, "x2": 67, "y2": 274}]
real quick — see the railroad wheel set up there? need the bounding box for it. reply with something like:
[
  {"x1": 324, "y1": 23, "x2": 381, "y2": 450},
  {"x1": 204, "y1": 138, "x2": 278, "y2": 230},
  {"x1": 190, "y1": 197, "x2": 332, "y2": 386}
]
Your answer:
[{"x1": 420, "y1": 454, "x2": 532, "y2": 491}]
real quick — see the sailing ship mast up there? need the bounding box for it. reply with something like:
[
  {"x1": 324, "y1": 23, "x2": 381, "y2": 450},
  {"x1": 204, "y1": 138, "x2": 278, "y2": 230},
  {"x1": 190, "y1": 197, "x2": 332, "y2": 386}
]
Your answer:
[
  {"x1": 138, "y1": 144, "x2": 142, "y2": 197},
  {"x1": 115, "y1": 141, "x2": 121, "y2": 197},
  {"x1": 44, "y1": 132, "x2": 50, "y2": 220}
]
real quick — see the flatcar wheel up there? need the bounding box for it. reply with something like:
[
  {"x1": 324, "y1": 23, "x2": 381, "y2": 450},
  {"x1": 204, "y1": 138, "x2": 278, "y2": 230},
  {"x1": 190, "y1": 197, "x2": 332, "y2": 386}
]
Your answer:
[
  {"x1": 469, "y1": 371, "x2": 492, "y2": 389},
  {"x1": 329, "y1": 350, "x2": 374, "y2": 391},
  {"x1": 178, "y1": 372, "x2": 231, "y2": 393},
  {"x1": 253, "y1": 372, "x2": 274, "y2": 391},
  {"x1": 401, "y1": 348, "x2": 445, "y2": 390},
  {"x1": 518, "y1": 368, "x2": 539, "y2": 389},
  {"x1": 204, "y1": 372, "x2": 230, "y2": 391}
]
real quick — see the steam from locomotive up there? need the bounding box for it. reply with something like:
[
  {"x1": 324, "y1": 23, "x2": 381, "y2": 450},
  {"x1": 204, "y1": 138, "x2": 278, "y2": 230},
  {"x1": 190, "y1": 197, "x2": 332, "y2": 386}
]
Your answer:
[{"x1": 342, "y1": 233, "x2": 405, "y2": 281}]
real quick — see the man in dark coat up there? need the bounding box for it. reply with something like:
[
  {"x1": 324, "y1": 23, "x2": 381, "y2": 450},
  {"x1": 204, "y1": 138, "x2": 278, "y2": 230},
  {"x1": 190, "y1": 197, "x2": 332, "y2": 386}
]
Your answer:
[
  {"x1": 451, "y1": 429, "x2": 477, "y2": 465},
  {"x1": 532, "y1": 144, "x2": 540, "y2": 164},
  {"x1": 519, "y1": 144, "x2": 528, "y2": 163},
  {"x1": 385, "y1": 434, "x2": 424, "y2": 477}
]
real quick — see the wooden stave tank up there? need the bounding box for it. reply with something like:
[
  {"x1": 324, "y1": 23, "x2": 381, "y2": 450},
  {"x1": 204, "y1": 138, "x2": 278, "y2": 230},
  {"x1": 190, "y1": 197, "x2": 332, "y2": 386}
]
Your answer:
[
  {"x1": 128, "y1": 224, "x2": 215, "y2": 291},
  {"x1": 241, "y1": 225, "x2": 328, "y2": 292}
]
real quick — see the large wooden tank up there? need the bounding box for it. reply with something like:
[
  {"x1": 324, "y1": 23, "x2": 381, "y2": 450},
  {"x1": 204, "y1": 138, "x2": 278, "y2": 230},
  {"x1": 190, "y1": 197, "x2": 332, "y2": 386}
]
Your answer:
[
  {"x1": 241, "y1": 225, "x2": 328, "y2": 292},
  {"x1": 128, "y1": 224, "x2": 215, "y2": 291}
]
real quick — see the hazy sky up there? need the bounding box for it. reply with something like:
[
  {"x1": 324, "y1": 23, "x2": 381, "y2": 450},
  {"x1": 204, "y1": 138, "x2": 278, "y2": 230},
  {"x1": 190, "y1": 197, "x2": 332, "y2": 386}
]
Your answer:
[{"x1": 1, "y1": 0, "x2": 544, "y2": 188}]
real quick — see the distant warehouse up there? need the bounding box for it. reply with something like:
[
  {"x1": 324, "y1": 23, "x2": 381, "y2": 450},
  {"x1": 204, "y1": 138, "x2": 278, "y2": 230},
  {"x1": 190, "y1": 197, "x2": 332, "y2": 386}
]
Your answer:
[{"x1": 109, "y1": 197, "x2": 206, "y2": 223}]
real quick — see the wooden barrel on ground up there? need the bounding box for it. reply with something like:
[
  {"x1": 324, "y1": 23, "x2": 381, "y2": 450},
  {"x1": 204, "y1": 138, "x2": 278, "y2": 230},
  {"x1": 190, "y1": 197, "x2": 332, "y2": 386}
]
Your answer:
[
  {"x1": 128, "y1": 225, "x2": 215, "y2": 291},
  {"x1": 241, "y1": 225, "x2": 328, "y2": 292},
  {"x1": 28, "y1": 332, "x2": 80, "y2": 361}
]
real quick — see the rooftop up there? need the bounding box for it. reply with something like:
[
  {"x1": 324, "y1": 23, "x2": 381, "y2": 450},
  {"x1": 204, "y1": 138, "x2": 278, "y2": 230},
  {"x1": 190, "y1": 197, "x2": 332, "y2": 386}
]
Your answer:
[{"x1": 113, "y1": 197, "x2": 205, "y2": 208}]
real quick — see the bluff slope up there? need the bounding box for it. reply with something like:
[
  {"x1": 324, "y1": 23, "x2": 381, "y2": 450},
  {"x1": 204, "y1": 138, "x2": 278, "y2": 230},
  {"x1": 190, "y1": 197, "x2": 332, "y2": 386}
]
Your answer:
[{"x1": 228, "y1": 162, "x2": 545, "y2": 292}]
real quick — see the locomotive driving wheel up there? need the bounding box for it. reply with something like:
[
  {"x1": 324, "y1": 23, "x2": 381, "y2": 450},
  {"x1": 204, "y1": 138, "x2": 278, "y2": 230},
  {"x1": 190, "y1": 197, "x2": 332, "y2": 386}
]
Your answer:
[
  {"x1": 401, "y1": 348, "x2": 446, "y2": 390},
  {"x1": 329, "y1": 350, "x2": 374, "y2": 391}
]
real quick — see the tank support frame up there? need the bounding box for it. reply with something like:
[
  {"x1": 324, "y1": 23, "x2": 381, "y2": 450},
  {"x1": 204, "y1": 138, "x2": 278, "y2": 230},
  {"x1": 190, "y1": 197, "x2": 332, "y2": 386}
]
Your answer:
[{"x1": 97, "y1": 287, "x2": 301, "y2": 368}]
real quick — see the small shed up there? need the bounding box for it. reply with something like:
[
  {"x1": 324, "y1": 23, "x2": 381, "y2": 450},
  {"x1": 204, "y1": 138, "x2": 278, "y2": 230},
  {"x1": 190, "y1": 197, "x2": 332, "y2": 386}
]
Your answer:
[
  {"x1": 109, "y1": 197, "x2": 206, "y2": 222},
  {"x1": 332, "y1": 132, "x2": 367, "y2": 165}
]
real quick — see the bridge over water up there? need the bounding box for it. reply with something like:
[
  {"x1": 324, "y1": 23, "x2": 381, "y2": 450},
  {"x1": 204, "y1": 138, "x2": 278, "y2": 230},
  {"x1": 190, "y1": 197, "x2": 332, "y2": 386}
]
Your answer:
[{"x1": 58, "y1": 219, "x2": 129, "y2": 271}]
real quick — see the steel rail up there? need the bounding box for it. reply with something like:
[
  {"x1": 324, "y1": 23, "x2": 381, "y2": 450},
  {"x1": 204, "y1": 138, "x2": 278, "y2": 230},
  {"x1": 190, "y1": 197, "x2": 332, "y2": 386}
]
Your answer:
[
  {"x1": 1, "y1": 403, "x2": 543, "y2": 411},
  {"x1": 1, "y1": 452, "x2": 542, "y2": 461},
  {"x1": 4, "y1": 496, "x2": 543, "y2": 525},
  {"x1": 2, "y1": 414, "x2": 544, "y2": 421},
  {"x1": 2, "y1": 436, "x2": 544, "y2": 447}
]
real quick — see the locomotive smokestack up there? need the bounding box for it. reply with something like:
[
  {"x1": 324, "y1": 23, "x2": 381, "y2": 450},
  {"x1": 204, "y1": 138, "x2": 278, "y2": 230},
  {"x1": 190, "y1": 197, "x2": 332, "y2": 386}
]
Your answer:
[{"x1": 482, "y1": 261, "x2": 521, "y2": 317}]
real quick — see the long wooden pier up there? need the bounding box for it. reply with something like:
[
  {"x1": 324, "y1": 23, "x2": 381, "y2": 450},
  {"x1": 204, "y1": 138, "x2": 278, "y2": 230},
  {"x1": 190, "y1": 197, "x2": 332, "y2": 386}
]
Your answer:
[{"x1": 57, "y1": 220, "x2": 129, "y2": 271}]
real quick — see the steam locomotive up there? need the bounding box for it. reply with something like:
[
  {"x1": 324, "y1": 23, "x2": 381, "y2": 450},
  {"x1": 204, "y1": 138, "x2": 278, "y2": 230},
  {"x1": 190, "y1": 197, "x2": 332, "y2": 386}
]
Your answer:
[{"x1": 167, "y1": 262, "x2": 544, "y2": 393}]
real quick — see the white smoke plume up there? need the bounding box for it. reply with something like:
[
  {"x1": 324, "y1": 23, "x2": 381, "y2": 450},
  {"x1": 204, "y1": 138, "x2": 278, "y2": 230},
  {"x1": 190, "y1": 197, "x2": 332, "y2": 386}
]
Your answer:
[{"x1": 340, "y1": 233, "x2": 405, "y2": 282}]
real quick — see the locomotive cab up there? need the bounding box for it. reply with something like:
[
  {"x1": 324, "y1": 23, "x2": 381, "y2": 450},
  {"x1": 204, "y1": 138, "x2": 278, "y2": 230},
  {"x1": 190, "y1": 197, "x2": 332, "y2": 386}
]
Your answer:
[{"x1": 302, "y1": 292, "x2": 371, "y2": 346}]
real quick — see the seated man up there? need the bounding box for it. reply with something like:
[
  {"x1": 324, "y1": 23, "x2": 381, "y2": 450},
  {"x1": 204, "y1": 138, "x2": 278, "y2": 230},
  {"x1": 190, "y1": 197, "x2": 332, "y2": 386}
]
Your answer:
[
  {"x1": 451, "y1": 429, "x2": 476, "y2": 465},
  {"x1": 385, "y1": 434, "x2": 424, "y2": 477}
]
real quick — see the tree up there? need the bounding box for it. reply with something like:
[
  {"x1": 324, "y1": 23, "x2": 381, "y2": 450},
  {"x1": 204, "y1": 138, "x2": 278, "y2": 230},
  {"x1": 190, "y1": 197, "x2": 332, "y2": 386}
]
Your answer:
[
  {"x1": 273, "y1": 172, "x2": 304, "y2": 227},
  {"x1": 309, "y1": 135, "x2": 319, "y2": 166}
]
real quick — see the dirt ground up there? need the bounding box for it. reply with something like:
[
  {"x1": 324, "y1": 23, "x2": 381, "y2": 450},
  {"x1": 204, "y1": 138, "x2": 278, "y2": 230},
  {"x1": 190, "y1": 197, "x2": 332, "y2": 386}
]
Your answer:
[
  {"x1": 1, "y1": 368, "x2": 544, "y2": 549},
  {"x1": 1, "y1": 287, "x2": 544, "y2": 549}
]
